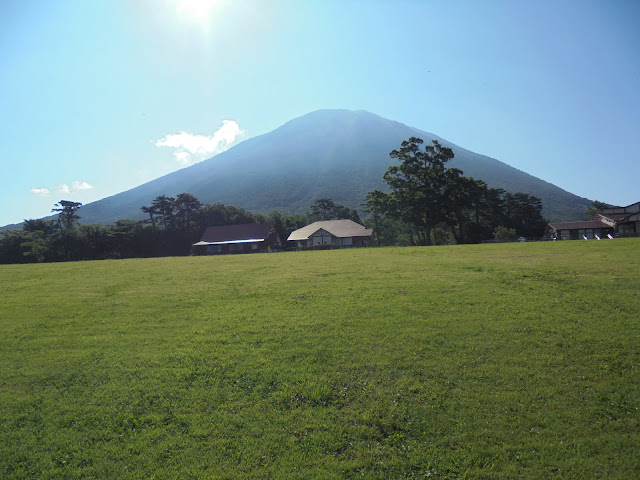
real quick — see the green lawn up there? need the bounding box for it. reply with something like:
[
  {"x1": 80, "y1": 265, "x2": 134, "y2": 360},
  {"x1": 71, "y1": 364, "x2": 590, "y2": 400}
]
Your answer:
[{"x1": 1, "y1": 240, "x2": 639, "y2": 479}]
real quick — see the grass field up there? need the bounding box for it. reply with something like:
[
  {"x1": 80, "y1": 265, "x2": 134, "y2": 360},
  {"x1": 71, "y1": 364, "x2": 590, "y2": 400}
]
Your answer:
[{"x1": 1, "y1": 239, "x2": 639, "y2": 479}]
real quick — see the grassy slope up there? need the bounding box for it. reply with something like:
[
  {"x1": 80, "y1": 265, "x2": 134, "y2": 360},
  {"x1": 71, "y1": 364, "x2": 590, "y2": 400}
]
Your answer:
[{"x1": 1, "y1": 240, "x2": 638, "y2": 479}]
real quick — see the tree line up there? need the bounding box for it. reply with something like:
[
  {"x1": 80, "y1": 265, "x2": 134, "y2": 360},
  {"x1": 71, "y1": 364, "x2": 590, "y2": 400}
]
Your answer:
[
  {"x1": 1, "y1": 136, "x2": 552, "y2": 264},
  {"x1": 363, "y1": 137, "x2": 548, "y2": 246},
  {"x1": 0, "y1": 197, "x2": 308, "y2": 264},
  {"x1": 0, "y1": 195, "x2": 364, "y2": 264}
]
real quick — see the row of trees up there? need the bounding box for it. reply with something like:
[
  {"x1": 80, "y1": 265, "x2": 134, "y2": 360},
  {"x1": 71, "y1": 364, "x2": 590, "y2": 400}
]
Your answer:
[
  {"x1": 1, "y1": 194, "x2": 366, "y2": 264},
  {"x1": 0, "y1": 199, "x2": 302, "y2": 264},
  {"x1": 363, "y1": 137, "x2": 547, "y2": 246}
]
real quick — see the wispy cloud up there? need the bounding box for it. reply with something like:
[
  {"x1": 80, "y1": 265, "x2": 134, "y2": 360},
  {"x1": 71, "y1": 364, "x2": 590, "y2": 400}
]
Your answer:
[
  {"x1": 30, "y1": 187, "x2": 51, "y2": 197},
  {"x1": 155, "y1": 120, "x2": 245, "y2": 165},
  {"x1": 57, "y1": 181, "x2": 94, "y2": 195},
  {"x1": 70, "y1": 181, "x2": 93, "y2": 191},
  {"x1": 30, "y1": 181, "x2": 93, "y2": 198}
]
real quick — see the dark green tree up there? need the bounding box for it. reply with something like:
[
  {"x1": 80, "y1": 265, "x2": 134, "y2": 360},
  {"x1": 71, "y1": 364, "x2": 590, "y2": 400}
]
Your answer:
[
  {"x1": 443, "y1": 175, "x2": 479, "y2": 244},
  {"x1": 383, "y1": 137, "x2": 461, "y2": 245},
  {"x1": 51, "y1": 200, "x2": 83, "y2": 260},
  {"x1": 502, "y1": 192, "x2": 547, "y2": 238},
  {"x1": 52, "y1": 200, "x2": 82, "y2": 232},
  {"x1": 150, "y1": 195, "x2": 175, "y2": 230},
  {"x1": 309, "y1": 198, "x2": 361, "y2": 222},
  {"x1": 141, "y1": 205, "x2": 158, "y2": 230},
  {"x1": 20, "y1": 231, "x2": 48, "y2": 262},
  {"x1": 267, "y1": 210, "x2": 309, "y2": 246},
  {"x1": 0, "y1": 230, "x2": 28, "y2": 264},
  {"x1": 23, "y1": 218, "x2": 57, "y2": 235},
  {"x1": 310, "y1": 198, "x2": 338, "y2": 220},
  {"x1": 111, "y1": 219, "x2": 144, "y2": 258},
  {"x1": 173, "y1": 193, "x2": 202, "y2": 231}
]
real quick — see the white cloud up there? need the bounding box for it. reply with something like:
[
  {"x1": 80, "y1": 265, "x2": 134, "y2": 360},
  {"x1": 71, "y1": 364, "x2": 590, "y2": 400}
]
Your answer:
[
  {"x1": 56, "y1": 181, "x2": 93, "y2": 195},
  {"x1": 155, "y1": 120, "x2": 245, "y2": 165},
  {"x1": 71, "y1": 181, "x2": 93, "y2": 191},
  {"x1": 29, "y1": 181, "x2": 95, "y2": 198},
  {"x1": 30, "y1": 187, "x2": 51, "y2": 197}
]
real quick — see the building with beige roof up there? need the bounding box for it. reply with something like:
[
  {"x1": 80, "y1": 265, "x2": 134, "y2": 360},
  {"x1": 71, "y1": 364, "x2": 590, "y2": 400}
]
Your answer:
[{"x1": 287, "y1": 219, "x2": 373, "y2": 249}]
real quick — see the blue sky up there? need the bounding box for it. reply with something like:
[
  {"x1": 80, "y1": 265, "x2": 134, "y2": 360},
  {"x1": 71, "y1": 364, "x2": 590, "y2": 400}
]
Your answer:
[{"x1": 1, "y1": 0, "x2": 638, "y2": 226}]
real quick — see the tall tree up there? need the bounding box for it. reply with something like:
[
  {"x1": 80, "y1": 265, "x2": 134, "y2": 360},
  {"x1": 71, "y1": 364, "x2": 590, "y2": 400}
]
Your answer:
[
  {"x1": 52, "y1": 200, "x2": 82, "y2": 232},
  {"x1": 383, "y1": 137, "x2": 460, "y2": 245},
  {"x1": 173, "y1": 193, "x2": 202, "y2": 231},
  {"x1": 310, "y1": 198, "x2": 338, "y2": 220},
  {"x1": 141, "y1": 205, "x2": 158, "y2": 230},
  {"x1": 150, "y1": 195, "x2": 175, "y2": 230},
  {"x1": 51, "y1": 200, "x2": 83, "y2": 260}
]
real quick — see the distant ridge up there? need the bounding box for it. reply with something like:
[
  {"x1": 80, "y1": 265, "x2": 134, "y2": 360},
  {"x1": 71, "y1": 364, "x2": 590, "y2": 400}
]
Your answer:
[{"x1": 8, "y1": 110, "x2": 591, "y2": 227}]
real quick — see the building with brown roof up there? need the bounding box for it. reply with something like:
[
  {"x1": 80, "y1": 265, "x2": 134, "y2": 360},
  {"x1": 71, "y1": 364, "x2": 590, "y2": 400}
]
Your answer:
[
  {"x1": 193, "y1": 223, "x2": 281, "y2": 254},
  {"x1": 287, "y1": 219, "x2": 373, "y2": 249},
  {"x1": 548, "y1": 201, "x2": 640, "y2": 240}
]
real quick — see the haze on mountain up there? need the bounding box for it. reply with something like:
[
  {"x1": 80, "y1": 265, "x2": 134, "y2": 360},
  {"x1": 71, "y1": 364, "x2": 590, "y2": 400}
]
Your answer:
[{"x1": 10, "y1": 110, "x2": 591, "y2": 227}]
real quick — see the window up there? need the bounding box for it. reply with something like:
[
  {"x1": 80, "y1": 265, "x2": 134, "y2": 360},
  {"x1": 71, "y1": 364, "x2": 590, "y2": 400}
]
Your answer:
[
  {"x1": 312, "y1": 232, "x2": 333, "y2": 245},
  {"x1": 207, "y1": 245, "x2": 222, "y2": 253}
]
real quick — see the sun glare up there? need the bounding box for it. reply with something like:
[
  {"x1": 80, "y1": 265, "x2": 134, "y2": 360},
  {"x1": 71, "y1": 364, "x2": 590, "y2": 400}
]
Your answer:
[{"x1": 174, "y1": 0, "x2": 220, "y2": 26}]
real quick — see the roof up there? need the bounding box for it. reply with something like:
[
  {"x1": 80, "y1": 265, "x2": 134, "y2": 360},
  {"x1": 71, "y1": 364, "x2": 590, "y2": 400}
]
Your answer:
[
  {"x1": 193, "y1": 239, "x2": 264, "y2": 246},
  {"x1": 287, "y1": 219, "x2": 373, "y2": 241},
  {"x1": 548, "y1": 220, "x2": 610, "y2": 231},
  {"x1": 598, "y1": 213, "x2": 632, "y2": 222},
  {"x1": 196, "y1": 223, "x2": 273, "y2": 245}
]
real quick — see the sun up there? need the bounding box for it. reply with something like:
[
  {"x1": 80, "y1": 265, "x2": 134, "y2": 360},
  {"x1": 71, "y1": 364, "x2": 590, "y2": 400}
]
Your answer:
[{"x1": 174, "y1": 0, "x2": 220, "y2": 26}]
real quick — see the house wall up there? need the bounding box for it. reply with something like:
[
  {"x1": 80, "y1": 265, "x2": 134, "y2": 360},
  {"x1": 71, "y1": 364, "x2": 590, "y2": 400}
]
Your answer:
[
  {"x1": 197, "y1": 237, "x2": 280, "y2": 255},
  {"x1": 597, "y1": 215, "x2": 616, "y2": 227},
  {"x1": 597, "y1": 212, "x2": 640, "y2": 236},
  {"x1": 618, "y1": 219, "x2": 640, "y2": 235},
  {"x1": 602, "y1": 202, "x2": 640, "y2": 215},
  {"x1": 554, "y1": 226, "x2": 613, "y2": 240},
  {"x1": 303, "y1": 232, "x2": 371, "y2": 248},
  {"x1": 353, "y1": 236, "x2": 371, "y2": 247},
  {"x1": 310, "y1": 229, "x2": 334, "y2": 246},
  {"x1": 205, "y1": 242, "x2": 264, "y2": 254},
  {"x1": 195, "y1": 224, "x2": 282, "y2": 255}
]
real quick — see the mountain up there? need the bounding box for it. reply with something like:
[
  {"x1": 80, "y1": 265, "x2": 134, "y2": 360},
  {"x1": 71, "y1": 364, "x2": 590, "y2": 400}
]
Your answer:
[{"x1": 27, "y1": 110, "x2": 594, "y2": 226}]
